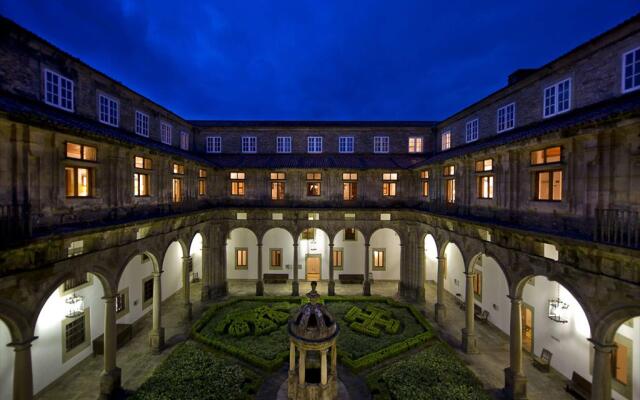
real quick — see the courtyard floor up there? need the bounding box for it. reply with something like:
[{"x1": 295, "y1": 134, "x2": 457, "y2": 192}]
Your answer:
[{"x1": 35, "y1": 280, "x2": 572, "y2": 400}]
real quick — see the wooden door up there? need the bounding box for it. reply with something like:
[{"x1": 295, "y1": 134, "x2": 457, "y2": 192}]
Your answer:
[
  {"x1": 521, "y1": 304, "x2": 534, "y2": 353},
  {"x1": 306, "y1": 255, "x2": 321, "y2": 281}
]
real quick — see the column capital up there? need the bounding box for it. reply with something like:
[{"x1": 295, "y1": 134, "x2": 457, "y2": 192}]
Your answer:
[
  {"x1": 364, "y1": 241, "x2": 370, "y2": 247},
  {"x1": 182, "y1": 255, "x2": 193, "y2": 261},
  {"x1": 257, "y1": 242, "x2": 263, "y2": 247},
  {"x1": 152, "y1": 270, "x2": 163, "y2": 277},
  {"x1": 102, "y1": 294, "x2": 118, "y2": 301},
  {"x1": 7, "y1": 337, "x2": 37, "y2": 349},
  {"x1": 329, "y1": 242, "x2": 334, "y2": 248},
  {"x1": 437, "y1": 256, "x2": 446, "y2": 262},
  {"x1": 588, "y1": 338, "x2": 617, "y2": 352},
  {"x1": 464, "y1": 270, "x2": 476, "y2": 277},
  {"x1": 506, "y1": 294, "x2": 522, "y2": 302}
]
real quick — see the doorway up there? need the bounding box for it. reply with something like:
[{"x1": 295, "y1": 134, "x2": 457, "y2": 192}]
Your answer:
[
  {"x1": 306, "y1": 255, "x2": 321, "y2": 281},
  {"x1": 521, "y1": 303, "x2": 534, "y2": 353}
]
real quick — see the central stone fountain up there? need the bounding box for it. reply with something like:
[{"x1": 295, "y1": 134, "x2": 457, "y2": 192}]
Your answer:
[{"x1": 287, "y1": 282, "x2": 340, "y2": 400}]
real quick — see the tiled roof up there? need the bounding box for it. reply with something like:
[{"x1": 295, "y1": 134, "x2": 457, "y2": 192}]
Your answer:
[
  {"x1": 0, "y1": 91, "x2": 215, "y2": 166},
  {"x1": 206, "y1": 153, "x2": 427, "y2": 169},
  {"x1": 417, "y1": 89, "x2": 640, "y2": 166}
]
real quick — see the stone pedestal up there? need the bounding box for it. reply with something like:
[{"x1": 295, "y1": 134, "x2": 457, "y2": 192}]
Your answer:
[
  {"x1": 363, "y1": 280, "x2": 371, "y2": 296},
  {"x1": 435, "y1": 303, "x2": 446, "y2": 323},
  {"x1": 504, "y1": 367, "x2": 528, "y2": 400},
  {"x1": 256, "y1": 280, "x2": 264, "y2": 296},
  {"x1": 149, "y1": 327, "x2": 165, "y2": 354},
  {"x1": 461, "y1": 328, "x2": 478, "y2": 354},
  {"x1": 328, "y1": 280, "x2": 335, "y2": 296},
  {"x1": 99, "y1": 367, "x2": 122, "y2": 400}
]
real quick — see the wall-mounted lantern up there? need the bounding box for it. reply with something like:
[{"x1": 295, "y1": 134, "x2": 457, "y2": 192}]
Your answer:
[
  {"x1": 547, "y1": 298, "x2": 569, "y2": 323},
  {"x1": 65, "y1": 293, "x2": 85, "y2": 318}
]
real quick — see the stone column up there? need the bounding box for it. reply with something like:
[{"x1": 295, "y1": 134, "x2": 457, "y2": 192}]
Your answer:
[
  {"x1": 182, "y1": 256, "x2": 192, "y2": 320},
  {"x1": 220, "y1": 237, "x2": 228, "y2": 296},
  {"x1": 591, "y1": 340, "x2": 615, "y2": 400},
  {"x1": 201, "y1": 240, "x2": 211, "y2": 300},
  {"x1": 331, "y1": 342, "x2": 337, "y2": 377},
  {"x1": 289, "y1": 342, "x2": 296, "y2": 371},
  {"x1": 363, "y1": 241, "x2": 371, "y2": 296},
  {"x1": 256, "y1": 242, "x2": 264, "y2": 296},
  {"x1": 328, "y1": 241, "x2": 335, "y2": 296},
  {"x1": 321, "y1": 349, "x2": 328, "y2": 385},
  {"x1": 298, "y1": 349, "x2": 306, "y2": 385},
  {"x1": 461, "y1": 271, "x2": 478, "y2": 353},
  {"x1": 8, "y1": 337, "x2": 36, "y2": 400},
  {"x1": 149, "y1": 270, "x2": 164, "y2": 353},
  {"x1": 100, "y1": 295, "x2": 121, "y2": 399},
  {"x1": 504, "y1": 295, "x2": 527, "y2": 399},
  {"x1": 292, "y1": 240, "x2": 299, "y2": 296},
  {"x1": 435, "y1": 256, "x2": 447, "y2": 323},
  {"x1": 416, "y1": 244, "x2": 426, "y2": 303}
]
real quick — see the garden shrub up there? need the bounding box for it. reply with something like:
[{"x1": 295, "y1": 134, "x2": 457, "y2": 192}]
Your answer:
[
  {"x1": 130, "y1": 342, "x2": 261, "y2": 400},
  {"x1": 367, "y1": 342, "x2": 491, "y2": 400}
]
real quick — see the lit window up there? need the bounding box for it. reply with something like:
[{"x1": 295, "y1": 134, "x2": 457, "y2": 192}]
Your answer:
[
  {"x1": 465, "y1": 119, "x2": 479, "y2": 143},
  {"x1": 180, "y1": 131, "x2": 189, "y2": 150},
  {"x1": 623, "y1": 47, "x2": 640, "y2": 93},
  {"x1": 543, "y1": 79, "x2": 571, "y2": 117},
  {"x1": 172, "y1": 163, "x2": 185, "y2": 174},
  {"x1": 420, "y1": 170, "x2": 429, "y2": 197},
  {"x1": 134, "y1": 156, "x2": 152, "y2": 170},
  {"x1": 230, "y1": 172, "x2": 245, "y2": 196},
  {"x1": 372, "y1": 249, "x2": 385, "y2": 270},
  {"x1": 475, "y1": 159, "x2": 493, "y2": 172},
  {"x1": 198, "y1": 169, "x2": 207, "y2": 196},
  {"x1": 445, "y1": 178, "x2": 456, "y2": 204},
  {"x1": 270, "y1": 172, "x2": 286, "y2": 200},
  {"x1": 270, "y1": 249, "x2": 282, "y2": 268},
  {"x1": 441, "y1": 130, "x2": 451, "y2": 151},
  {"x1": 497, "y1": 103, "x2": 515, "y2": 133},
  {"x1": 235, "y1": 248, "x2": 248, "y2": 269},
  {"x1": 307, "y1": 136, "x2": 323, "y2": 153},
  {"x1": 339, "y1": 136, "x2": 354, "y2": 153},
  {"x1": 477, "y1": 176, "x2": 494, "y2": 199},
  {"x1": 443, "y1": 165, "x2": 455, "y2": 176},
  {"x1": 382, "y1": 172, "x2": 398, "y2": 197},
  {"x1": 373, "y1": 136, "x2": 389, "y2": 153},
  {"x1": 276, "y1": 136, "x2": 292, "y2": 153},
  {"x1": 65, "y1": 167, "x2": 93, "y2": 197},
  {"x1": 306, "y1": 172, "x2": 321, "y2": 196},
  {"x1": 206, "y1": 136, "x2": 221, "y2": 153},
  {"x1": 535, "y1": 170, "x2": 562, "y2": 201},
  {"x1": 66, "y1": 143, "x2": 97, "y2": 161},
  {"x1": 172, "y1": 178, "x2": 182, "y2": 202},
  {"x1": 332, "y1": 248, "x2": 344, "y2": 270},
  {"x1": 160, "y1": 122, "x2": 172, "y2": 145},
  {"x1": 342, "y1": 172, "x2": 357, "y2": 201},
  {"x1": 133, "y1": 173, "x2": 149, "y2": 196},
  {"x1": 242, "y1": 136, "x2": 257, "y2": 153},
  {"x1": 408, "y1": 137, "x2": 423, "y2": 153},
  {"x1": 473, "y1": 271, "x2": 482, "y2": 300},
  {"x1": 44, "y1": 69, "x2": 74, "y2": 111},
  {"x1": 98, "y1": 94, "x2": 119, "y2": 126},
  {"x1": 135, "y1": 111, "x2": 149, "y2": 137},
  {"x1": 530, "y1": 146, "x2": 561, "y2": 165}
]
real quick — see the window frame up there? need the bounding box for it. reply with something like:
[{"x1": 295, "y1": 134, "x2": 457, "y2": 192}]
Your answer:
[
  {"x1": 180, "y1": 131, "x2": 189, "y2": 151},
  {"x1": 62, "y1": 308, "x2": 91, "y2": 362},
  {"x1": 373, "y1": 136, "x2": 390, "y2": 153},
  {"x1": 372, "y1": 248, "x2": 386, "y2": 270},
  {"x1": 135, "y1": 111, "x2": 150, "y2": 137},
  {"x1": 420, "y1": 170, "x2": 430, "y2": 198},
  {"x1": 206, "y1": 136, "x2": 222, "y2": 153},
  {"x1": 465, "y1": 119, "x2": 479, "y2": 143},
  {"x1": 534, "y1": 169, "x2": 563, "y2": 202},
  {"x1": 44, "y1": 68, "x2": 74, "y2": 112},
  {"x1": 441, "y1": 130, "x2": 451, "y2": 151},
  {"x1": 408, "y1": 137, "x2": 424, "y2": 153},
  {"x1": 65, "y1": 166, "x2": 94, "y2": 198},
  {"x1": 496, "y1": 102, "x2": 516, "y2": 133},
  {"x1": 230, "y1": 171, "x2": 246, "y2": 196},
  {"x1": 160, "y1": 121, "x2": 172, "y2": 145},
  {"x1": 306, "y1": 172, "x2": 322, "y2": 197},
  {"x1": 241, "y1": 136, "x2": 257, "y2": 153},
  {"x1": 543, "y1": 78, "x2": 572, "y2": 118},
  {"x1": 98, "y1": 93, "x2": 119, "y2": 127},
  {"x1": 332, "y1": 248, "x2": 344, "y2": 270},
  {"x1": 276, "y1": 136, "x2": 292, "y2": 153},
  {"x1": 622, "y1": 46, "x2": 640, "y2": 93},
  {"x1": 339, "y1": 136, "x2": 355, "y2": 153},
  {"x1": 133, "y1": 172, "x2": 150, "y2": 197},
  {"x1": 270, "y1": 248, "x2": 283, "y2": 269},
  {"x1": 307, "y1": 136, "x2": 323, "y2": 153}
]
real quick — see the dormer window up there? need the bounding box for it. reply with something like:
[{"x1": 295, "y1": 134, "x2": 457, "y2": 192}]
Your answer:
[
  {"x1": 160, "y1": 122, "x2": 172, "y2": 145},
  {"x1": 242, "y1": 136, "x2": 257, "y2": 153},
  {"x1": 373, "y1": 136, "x2": 389, "y2": 153},
  {"x1": 543, "y1": 79, "x2": 571, "y2": 118},
  {"x1": 98, "y1": 94, "x2": 119, "y2": 127},
  {"x1": 307, "y1": 136, "x2": 323, "y2": 153},
  {"x1": 44, "y1": 69, "x2": 74, "y2": 112},
  {"x1": 465, "y1": 119, "x2": 479, "y2": 143},
  {"x1": 180, "y1": 131, "x2": 189, "y2": 151}
]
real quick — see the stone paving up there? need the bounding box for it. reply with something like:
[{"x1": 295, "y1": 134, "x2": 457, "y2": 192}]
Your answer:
[{"x1": 35, "y1": 279, "x2": 572, "y2": 400}]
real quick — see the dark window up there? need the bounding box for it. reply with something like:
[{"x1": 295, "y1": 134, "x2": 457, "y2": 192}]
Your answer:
[
  {"x1": 143, "y1": 279, "x2": 154, "y2": 303},
  {"x1": 344, "y1": 228, "x2": 356, "y2": 241},
  {"x1": 63, "y1": 275, "x2": 88, "y2": 291},
  {"x1": 115, "y1": 292, "x2": 126, "y2": 313},
  {"x1": 65, "y1": 315, "x2": 85, "y2": 352}
]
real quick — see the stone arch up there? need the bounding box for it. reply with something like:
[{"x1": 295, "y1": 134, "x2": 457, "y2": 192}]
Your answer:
[
  {"x1": 261, "y1": 226, "x2": 294, "y2": 244},
  {"x1": 226, "y1": 227, "x2": 260, "y2": 283},
  {"x1": 161, "y1": 240, "x2": 187, "y2": 303},
  {"x1": 593, "y1": 305, "x2": 640, "y2": 344},
  {"x1": 162, "y1": 235, "x2": 189, "y2": 261},
  {"x1": 332, "y1": 227, "x2": 366, "y2": 244},
  {"x1": 296, "y1": 227, "x2": 331, "y2": 282},
  {"x1": 115, "y1": 249, "x2": 161, "y2": 285},
  {"x1": 0, "y1": 300, "x2": 32, "y2": 343},
  {"x1": 188, "y1": 229, "x2": 208, "y2": 251},
  {"x1": 369, "y1": 228, "x2": 402, "y2": 283},
  {"x1": 466, "y1": 251, "x2": 511, "y2": 332}
]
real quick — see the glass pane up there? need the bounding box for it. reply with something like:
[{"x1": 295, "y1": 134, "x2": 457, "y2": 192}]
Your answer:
[
  {"x1": 65, "y1": 167, "x2": 75, "y2": 196},
  {"x1": 531, "y1": 150, "x2": 545, "y2": 165},
  {"x1": 552, "y1": 170, "x2": 562, "y2": 200},
  {"x1": 546, "y1": 147, "x2": 561, "y2": 163},
  {"x1": 66, "y1": 143, "x2": 82, "y2": 159},
  {"x1": 77, "y1": 168, "x2": 89, "y2": 197},
  {"x1": 83, "y1": 146, "x2": 96, "y2": 161},
  {"x1": 538, "y1": 172, "x2": 550, "y2": 200},
  {"x1": 134, "y1": 156, "x2": 144, "y2": 169}
]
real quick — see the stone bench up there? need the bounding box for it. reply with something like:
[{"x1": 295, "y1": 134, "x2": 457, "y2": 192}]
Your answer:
[
  {"x1": 565, "y1": 371, "x2": 592, "y2": 400},
  {"x1": 263, "y1": 273, "x2": 288, "y2": 284},
  {"x1": 532, "y1": 348, "x2": 552, "y2": 372},
  {"x1": 339, "y1": 274, "x2": 364, "y2": 284},
  {"x1": 92, "y1": 323, "x2": 132, "y2": 355}
]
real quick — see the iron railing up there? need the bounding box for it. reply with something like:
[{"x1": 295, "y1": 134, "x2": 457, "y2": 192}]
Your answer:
[{"x1": 593, "y1": 208, "x2": 640, "y2": 249}]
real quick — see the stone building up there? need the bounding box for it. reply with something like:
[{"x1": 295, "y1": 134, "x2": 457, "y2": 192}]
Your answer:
[{"x1": 0, "y1": 12, "x2": 638, "y2": 400}]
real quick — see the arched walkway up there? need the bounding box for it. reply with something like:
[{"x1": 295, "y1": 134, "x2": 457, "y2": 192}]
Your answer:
[
  {"x1": 189, "y1": 233, "x2": 204, "y2": 282},
  {"x1": 369, "y1": 228, "x2": 401, "y2": 296},
  {"x1": 0, "y1": 318, "x2": 15, "y2": 400},
  {"x1": 333, "y1": 228, "x2": 366, "y2": 295},
  {"x1": 226, "y1": 227, "x2": 259, "y2": 295},
  {"x1": 261, "y1": 228, "x2": 294, "y2": 296}
]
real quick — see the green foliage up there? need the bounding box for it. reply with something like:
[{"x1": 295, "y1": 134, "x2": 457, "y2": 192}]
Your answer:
[
  {"x1": 344, "y1": 305, "x2": 400, "y2": 337},
  {"x1": 130, "y1": 342, "x2": 261, "y2": 400},
  {"x1": 192, "y1": 295, "x2": 433, "y2": 372},
  {"x1": 367, "y1": 342, "x2": 491, "y2": 400}
]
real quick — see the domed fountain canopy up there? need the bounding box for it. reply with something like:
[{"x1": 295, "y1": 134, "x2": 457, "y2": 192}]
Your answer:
[{"x1": 288, "y1": 282, "x2": 339, "y2": 343}]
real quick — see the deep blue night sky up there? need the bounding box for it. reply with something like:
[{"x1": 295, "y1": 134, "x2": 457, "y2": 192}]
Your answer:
[{"x1": 0, "y1": 1, "x2": 638, "y2": 121}]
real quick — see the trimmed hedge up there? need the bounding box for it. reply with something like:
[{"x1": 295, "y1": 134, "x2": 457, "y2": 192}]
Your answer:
[
  {"x1": 130, "y1": 341, "x2": 261, "y2": 400},
  {"x1": 192, "y1": 295, "x2": 433, "y2": 372},
  {"x1": 367, "y1": 342, "x2": 491, "y2": 400}
]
